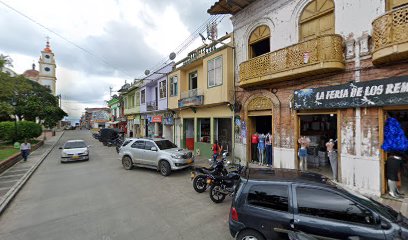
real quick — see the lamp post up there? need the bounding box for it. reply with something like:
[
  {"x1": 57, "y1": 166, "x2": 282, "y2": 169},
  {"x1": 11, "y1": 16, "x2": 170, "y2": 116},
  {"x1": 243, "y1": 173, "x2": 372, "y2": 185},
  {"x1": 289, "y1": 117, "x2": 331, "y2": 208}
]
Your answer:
[{"x1": 11, "y1": 98, "x2": 17, "y2": 143}]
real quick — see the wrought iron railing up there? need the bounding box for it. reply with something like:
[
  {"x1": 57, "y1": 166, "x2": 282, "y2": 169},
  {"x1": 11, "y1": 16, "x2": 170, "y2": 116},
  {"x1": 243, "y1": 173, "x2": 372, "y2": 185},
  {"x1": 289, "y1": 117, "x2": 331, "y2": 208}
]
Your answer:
[
  {"x1": 146, "y1": 101, "x2": 158, "y2": 111},
  {"x1": 180, "y1": 89, "x2": 204, "y2": 99},
  {"x1": 372, "y1": 5, "x2": 408, "y2": 52},
  {"x1": 239, "y1": 34, "x2": 344, "y2": 85}
]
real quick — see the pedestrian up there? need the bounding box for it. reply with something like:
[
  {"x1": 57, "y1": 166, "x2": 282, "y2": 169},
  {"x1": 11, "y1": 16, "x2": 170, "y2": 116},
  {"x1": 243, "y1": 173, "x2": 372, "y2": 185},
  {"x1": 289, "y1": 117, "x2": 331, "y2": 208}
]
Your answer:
[
  {"x1": 20, "y1": 139, "x2": 31, "y2": 161},
  {"x1": 251, "y1": 132, "x2": 259, "y2": 163},
  {"x1": 298, "y1": 136, "x2": 310, "y2": 171},
  {"x1": 258, "y1": 133, "x2": 265, "y2": 165},
  {"x1": 212, "y1": 140, "x2": 222, "y2": 163},
  {"x1": 326, "y1": 139, "x2": 337, "y2": 180}
]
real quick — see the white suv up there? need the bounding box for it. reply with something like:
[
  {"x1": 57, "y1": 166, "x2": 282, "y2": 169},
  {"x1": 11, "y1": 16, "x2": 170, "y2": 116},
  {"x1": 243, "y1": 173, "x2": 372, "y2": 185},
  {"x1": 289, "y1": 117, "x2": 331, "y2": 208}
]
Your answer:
[{"x1": 118, "y1": 138, "x2": 194, "y2": 176}]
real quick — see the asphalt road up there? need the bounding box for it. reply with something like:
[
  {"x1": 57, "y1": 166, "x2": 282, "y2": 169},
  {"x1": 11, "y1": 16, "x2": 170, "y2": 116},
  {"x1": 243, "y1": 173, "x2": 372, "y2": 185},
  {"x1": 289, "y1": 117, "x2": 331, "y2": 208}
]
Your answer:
[{"x1": 0, "y1": 130, "x2": 233, "y2": 240}]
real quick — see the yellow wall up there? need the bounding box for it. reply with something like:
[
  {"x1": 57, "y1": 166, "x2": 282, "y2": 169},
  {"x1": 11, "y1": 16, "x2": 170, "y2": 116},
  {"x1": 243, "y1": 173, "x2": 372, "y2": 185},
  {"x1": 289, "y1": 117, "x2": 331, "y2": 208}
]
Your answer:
[{"x1": 167, "y1": 47, "x2": 234, "y2": 109}]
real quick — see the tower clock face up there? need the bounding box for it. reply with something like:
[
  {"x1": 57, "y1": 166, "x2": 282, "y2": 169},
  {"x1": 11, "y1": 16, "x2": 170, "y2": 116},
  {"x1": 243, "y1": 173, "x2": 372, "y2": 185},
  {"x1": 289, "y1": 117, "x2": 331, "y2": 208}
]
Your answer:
[
  {"x1": 45, "y1": 55, "x2": 50, "y2": 59},
  {"x1": 44, "y1": 67, "x2": 51, "y2": 72}
]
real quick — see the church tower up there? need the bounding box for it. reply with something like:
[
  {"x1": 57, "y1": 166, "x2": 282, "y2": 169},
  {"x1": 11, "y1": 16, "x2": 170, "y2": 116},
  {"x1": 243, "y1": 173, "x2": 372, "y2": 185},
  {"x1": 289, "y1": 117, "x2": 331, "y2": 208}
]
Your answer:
[{"x1": 38, "y1": 38, "x2": 57, "y2": 95}]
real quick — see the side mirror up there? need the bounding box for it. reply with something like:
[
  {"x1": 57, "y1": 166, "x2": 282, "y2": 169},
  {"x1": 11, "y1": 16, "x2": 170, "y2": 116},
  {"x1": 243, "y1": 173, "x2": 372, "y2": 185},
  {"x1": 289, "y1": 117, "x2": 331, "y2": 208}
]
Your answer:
[
  {"x1": 151, "y1": 147, "x2": 158, "y2": 151},
  {"x1": 59, "y1": 147, "x2": 63, "y2": 149}
]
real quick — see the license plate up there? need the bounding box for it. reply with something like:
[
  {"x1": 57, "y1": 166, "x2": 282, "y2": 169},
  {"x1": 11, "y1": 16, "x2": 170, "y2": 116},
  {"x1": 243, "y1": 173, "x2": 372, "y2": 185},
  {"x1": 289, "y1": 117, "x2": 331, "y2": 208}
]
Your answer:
[
  {"x1": 72, "y1": 156, "x2": 79, "y2": 159},
  {"x1": 187, "y1": 159, "x2": 193, "y2": 164}
]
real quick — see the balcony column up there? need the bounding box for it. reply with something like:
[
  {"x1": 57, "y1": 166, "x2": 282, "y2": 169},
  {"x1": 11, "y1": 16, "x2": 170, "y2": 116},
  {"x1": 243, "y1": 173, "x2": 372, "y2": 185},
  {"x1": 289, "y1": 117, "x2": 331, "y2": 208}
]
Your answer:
[{"x1": 210, "y1": 117, "x2": 214, "y2": 144}]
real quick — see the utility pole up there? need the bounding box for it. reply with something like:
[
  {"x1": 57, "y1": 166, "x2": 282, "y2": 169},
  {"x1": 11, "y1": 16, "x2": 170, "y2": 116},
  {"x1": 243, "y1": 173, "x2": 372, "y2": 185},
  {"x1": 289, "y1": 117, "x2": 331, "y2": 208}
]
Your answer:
[{"x1": 109, "y1": 86, "x2": 113, "y2": 97}]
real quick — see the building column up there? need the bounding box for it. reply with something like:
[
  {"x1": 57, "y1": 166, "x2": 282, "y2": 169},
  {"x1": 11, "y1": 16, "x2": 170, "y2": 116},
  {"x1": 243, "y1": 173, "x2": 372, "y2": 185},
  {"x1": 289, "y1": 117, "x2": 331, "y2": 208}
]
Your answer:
[{"x1": 210, "y1": 117, "x2": 215, "y2": 144}]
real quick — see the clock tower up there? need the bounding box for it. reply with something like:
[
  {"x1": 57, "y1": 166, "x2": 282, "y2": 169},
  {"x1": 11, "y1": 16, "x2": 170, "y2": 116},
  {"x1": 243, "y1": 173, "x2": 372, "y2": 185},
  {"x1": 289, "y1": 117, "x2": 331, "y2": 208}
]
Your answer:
[{"x1": 38, "y1": 38, "x2": 57, "y2": 95}]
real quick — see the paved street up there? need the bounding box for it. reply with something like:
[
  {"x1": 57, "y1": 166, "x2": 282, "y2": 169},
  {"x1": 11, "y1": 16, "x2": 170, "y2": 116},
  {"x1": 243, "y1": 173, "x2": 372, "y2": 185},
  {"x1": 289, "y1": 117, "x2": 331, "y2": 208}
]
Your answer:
[{"x1": 0, "y1": 130, "x2": 233, "y2": 240}]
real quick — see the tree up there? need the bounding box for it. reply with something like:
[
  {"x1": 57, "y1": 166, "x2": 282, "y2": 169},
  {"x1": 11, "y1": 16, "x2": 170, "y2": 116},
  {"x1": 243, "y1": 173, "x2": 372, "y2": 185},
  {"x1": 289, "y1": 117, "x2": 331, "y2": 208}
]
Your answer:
[
  {"x1": 0, "y1": 68, "x2": 67, "y2": 126},
  {"x1": 0, "y1": 54, "x2": 13, "y2": 68}
]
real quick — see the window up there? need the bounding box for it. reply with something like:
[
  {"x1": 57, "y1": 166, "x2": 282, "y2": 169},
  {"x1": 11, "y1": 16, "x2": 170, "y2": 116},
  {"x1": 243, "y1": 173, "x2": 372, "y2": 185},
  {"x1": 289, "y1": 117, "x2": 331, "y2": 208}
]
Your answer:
[
  {"x1": 170, "y1": 76, "x2": 178, "y2": 96},
  {"x1": 247, "y1": 184, "x2": 289, "y2": 212},
  {"x1": 248, "y1": 25, "x2": 270, "y2": 58},
  {"x1": 131, "y1": 140, "x2": 145, "y2": 149},
  {"x1": 198, "y1": 118, "x2": 210, "y2": 143},
  {"x1": 159, "y1": 80, "x2": 166, "y2": 98},
  {"x1": 129, "y1": 94, "x2": 135, "y2": 107},
  {"x1": 296, "y1": 187, "x2": 375, "y2": 225},
  {"x1": 189, "y1": 71, "x2": 198, "y2": 90},
  {"x1": 155, "y1": 140, "x2": 178, "y2": 150},
  {"x1": 208, "y1": 56, "x2": 223, "y2": 87},
  {"x1": 299, "y1": 0, "x2": 335, "y2": 41},
  {"x1": 141, "y1": 89, "x2": 146, "y2": 104},
  {"x1": 124, "y1": 97, "x2": 128, "y2": 109},
  {"x1": 135, "y1": 91, "x2": 140, "y2": 106},
  {"x1": 145, "y1": 141, "x2": 156, "y2": 150},
  {"x1": 387, "y1": 0, "x2": 408, "y2": 10}
]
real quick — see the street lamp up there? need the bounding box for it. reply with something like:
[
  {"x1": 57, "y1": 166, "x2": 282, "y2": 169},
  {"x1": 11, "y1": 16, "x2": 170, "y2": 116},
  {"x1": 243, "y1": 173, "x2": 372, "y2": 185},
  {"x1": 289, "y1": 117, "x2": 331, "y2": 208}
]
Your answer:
[{"x1": 11, "y1": 98, "x2": 17, "y2": 143}]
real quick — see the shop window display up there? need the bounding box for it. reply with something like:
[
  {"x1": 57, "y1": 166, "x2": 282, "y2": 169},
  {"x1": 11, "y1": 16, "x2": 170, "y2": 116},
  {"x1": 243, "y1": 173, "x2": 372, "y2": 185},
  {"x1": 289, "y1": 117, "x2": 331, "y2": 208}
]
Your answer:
[{"x1": 198, "y1": 118, "x2": 210, "y2": 143}]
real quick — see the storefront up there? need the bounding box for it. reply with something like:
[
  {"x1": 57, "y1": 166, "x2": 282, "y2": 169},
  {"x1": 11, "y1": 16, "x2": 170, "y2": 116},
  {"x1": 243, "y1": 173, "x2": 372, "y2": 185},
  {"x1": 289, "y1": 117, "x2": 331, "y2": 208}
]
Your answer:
[
  {"x1": 133, "y1": 115, "x2": 141, "y2": 137},
  {"x1": 294, "y1": 75, "x2": 408, "y2": 194},
  {"x1": 175, "y1": 105, "x2": 233, "y2": 159},
  {"x1": 126, "y1": 115, "x2": 135, "y2": 137},
  {"x1": 152, "y1": 115, "x2": 163, "y2": 137},
  {"x1": 163, "y1": 112, "x2": 174, "y2": 141}
]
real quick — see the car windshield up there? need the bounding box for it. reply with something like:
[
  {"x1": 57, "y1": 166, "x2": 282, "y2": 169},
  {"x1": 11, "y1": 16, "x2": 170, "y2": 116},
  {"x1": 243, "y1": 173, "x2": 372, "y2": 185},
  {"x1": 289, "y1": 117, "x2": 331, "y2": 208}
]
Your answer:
[
  {"x1": 64, "y1": 141, "x2": 87, "y2": 149},
  {"x1": 154, "y1": 140, "x2": 178, "y2": 150}
]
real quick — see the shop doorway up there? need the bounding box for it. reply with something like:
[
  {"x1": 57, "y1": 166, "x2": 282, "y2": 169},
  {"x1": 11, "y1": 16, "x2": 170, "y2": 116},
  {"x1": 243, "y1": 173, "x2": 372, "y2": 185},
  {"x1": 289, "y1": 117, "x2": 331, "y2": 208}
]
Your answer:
[
  {"x1": 183, "y1": 119, "x2": 194, "y2": 150},
  {"x1": 383, "y1": 109, "x2": 408, "y2": 196},
  {"x1": 248, "y1": 115, "x2": 272, "y2": 163},
  {"x1": 298, "y1": 114, "x2": 338, "y2": 180},
  {"x1": 214, "y1": 118, "x2": 232, "y2": 153}
]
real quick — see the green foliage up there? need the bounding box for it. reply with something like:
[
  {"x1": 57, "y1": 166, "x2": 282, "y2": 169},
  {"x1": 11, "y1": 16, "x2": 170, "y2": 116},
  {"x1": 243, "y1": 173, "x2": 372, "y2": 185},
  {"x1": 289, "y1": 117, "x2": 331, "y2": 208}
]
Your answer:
[
  {"x1": 0, "y1": 67, "x2": 67, "y2": 126},
  {"x1": 0, "y1": 121, "x2": 42, "y2": 142}
]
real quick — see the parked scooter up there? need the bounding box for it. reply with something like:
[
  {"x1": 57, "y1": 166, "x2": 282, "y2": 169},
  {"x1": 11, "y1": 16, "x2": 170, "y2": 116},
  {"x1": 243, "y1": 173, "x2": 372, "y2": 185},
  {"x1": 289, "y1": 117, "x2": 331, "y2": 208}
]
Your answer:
[
  {"x1": 190, "y1": 151, "x2": 229, "y2": 193},
  {"x1": 207, "y1": 163, "x2": 245, "y2": 203}
]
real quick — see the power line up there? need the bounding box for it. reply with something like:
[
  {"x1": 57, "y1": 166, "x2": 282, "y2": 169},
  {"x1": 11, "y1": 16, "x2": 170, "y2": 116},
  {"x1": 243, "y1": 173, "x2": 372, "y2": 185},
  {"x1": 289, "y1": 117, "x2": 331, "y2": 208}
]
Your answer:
[{"x1": 0, "y1": 0, "x2": 134, "y2": 79}]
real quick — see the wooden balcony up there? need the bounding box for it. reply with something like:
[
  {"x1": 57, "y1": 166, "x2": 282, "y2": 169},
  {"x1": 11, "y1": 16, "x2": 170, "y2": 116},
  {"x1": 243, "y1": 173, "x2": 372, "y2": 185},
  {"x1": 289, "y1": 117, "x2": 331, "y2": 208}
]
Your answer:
[
  {"x1": 239, "y1": 34, "x2": 345, "y2": 88},
  {"x1": 372, "y1": 5, "x2": 408, "y2": 65}
]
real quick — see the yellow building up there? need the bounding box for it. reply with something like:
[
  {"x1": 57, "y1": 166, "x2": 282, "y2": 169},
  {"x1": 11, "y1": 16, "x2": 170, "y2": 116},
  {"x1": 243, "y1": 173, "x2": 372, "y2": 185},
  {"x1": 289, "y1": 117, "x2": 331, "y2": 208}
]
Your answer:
[
  {"x1": 121, "y1": 80, "x2": 142, "y2": 137},
  {"x1": 168, "y1": 34, "x2": 235, "y2": 159}
]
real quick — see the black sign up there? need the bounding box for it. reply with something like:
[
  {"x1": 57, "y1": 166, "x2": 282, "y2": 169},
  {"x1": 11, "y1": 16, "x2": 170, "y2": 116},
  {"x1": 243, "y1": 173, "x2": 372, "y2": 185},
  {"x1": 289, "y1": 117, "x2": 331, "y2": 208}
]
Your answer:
[{"x1": 294, "y1": 76, "x2": 408, "y2": 110}]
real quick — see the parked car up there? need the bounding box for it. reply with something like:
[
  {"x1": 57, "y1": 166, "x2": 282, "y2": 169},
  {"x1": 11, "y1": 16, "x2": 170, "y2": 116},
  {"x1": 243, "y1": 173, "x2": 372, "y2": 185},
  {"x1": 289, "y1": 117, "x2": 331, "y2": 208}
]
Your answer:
[
  {"x1": 229, "y1": 168, "x2": 408, "y2": 240},
  {"x1": 60, "y1": 140, "x2": 90, "y2": 163},
  {"x1": 118, "y1": 138, "x2": 194, "y2": 176}
]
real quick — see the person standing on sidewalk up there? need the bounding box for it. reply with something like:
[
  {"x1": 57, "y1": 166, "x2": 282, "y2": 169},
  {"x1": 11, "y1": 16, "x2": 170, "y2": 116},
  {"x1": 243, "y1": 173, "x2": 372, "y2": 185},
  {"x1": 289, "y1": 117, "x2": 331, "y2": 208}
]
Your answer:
[
  {"x1": 212, "y1": 140, "x2": 221, "y2": 163},
  {"x1": 326, "y1": 139, "x2": 337, "y2": 180},
  {"x1": 251, "y1": 132, "x2": 259, "y2": 163},
  {"x1": 20, "y1": 139, "x2": 31, "y2": 161},
  {"x1": 265, "y1": 132, "x2": 273, "y2": 167}
]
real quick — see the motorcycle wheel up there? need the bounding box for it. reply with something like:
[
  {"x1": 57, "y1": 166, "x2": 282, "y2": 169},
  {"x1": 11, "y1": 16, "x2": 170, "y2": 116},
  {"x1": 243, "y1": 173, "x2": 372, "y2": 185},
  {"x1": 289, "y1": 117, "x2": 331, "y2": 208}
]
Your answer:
[
  {"x1": 209, "y1": 185, "x2": 226, "y2": 203},
  {"x1": 193, "y1": 175, "x2": 207, "y2": 193}
]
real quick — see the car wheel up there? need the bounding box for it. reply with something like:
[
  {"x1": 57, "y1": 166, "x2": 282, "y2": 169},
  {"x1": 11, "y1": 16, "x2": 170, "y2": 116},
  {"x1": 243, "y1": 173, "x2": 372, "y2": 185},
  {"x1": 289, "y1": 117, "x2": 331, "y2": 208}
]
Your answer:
[
  {"x1": 236, "y1": 230, "x2": 265, "y2": 240},
  {"x1": 159, "y1": 161, "x2": 171, "y2": 176},
  {"x1": 122, "y1": 156, "x2": 133, "y2": 170},
  {"x1": 209, "y1": 185, "x2": 226, "y2": 203},
  {"x1": 193, "y1": 175, "x2": 207, "y2": 193}
]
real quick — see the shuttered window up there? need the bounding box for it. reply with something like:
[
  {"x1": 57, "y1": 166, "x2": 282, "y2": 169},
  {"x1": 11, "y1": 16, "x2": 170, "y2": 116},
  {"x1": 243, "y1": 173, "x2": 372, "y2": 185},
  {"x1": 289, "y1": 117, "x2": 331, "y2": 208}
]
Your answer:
[{"x1": 299, "y1": 0, "x2": 335, "y2": 41}]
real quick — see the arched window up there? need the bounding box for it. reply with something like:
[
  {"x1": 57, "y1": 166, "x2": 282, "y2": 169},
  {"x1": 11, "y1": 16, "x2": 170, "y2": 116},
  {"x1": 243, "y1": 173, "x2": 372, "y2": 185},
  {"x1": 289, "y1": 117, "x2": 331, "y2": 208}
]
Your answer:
[
  {"x1": 386, "y1": 0, "x2": 408, "y2": 10},
  {"x1": 248, "y1": 25, "x2": 270, "y2": 58},
  {"x1": 299, "y1": 0, "x2": 335, "y2": 41}
]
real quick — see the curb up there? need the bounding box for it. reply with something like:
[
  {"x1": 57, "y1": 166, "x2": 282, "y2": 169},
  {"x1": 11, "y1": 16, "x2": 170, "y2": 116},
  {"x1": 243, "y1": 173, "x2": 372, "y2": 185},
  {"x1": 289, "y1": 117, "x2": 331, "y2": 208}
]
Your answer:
[{"x1": 0, "y1": 131, "x2": 65, "y2": 215}]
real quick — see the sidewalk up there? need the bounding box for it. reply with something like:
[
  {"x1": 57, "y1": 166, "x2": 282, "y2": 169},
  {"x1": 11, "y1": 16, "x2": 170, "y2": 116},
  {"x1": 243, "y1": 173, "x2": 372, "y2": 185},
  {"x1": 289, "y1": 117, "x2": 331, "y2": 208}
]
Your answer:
[{"x1": 0, "y1": 131, "x2": 64, "y2": 215}]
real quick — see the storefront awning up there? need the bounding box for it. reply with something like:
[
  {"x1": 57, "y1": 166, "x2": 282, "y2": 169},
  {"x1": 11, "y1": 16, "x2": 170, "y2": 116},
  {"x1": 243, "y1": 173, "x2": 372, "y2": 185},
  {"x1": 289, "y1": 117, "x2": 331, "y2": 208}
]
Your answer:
[{"x1": 107, "y1": 121, "x2": 120, "y2": 124}]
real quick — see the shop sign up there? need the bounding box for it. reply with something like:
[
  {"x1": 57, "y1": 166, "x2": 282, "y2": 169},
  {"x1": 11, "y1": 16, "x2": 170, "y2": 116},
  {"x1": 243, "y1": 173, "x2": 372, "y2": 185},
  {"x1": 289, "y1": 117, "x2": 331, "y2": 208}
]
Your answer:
[
  {"x1": 127, "y1": 115, "x2": 135, "y2": 120},
  {"x1": 152, "y1": 116, "x2": 162, "y2": 123},
  {"x1": 294, "y1": 76, "x2": 408, "y2": 110},
  {"x1": 163, "y1": 117, "x2": 174, "y2": 125},
  {"x1": 178, "y1": 95, "x2": 204, "y2": 108},
  {"x1": 147, "y1": 116, "x2": 152, "y2": 123}
]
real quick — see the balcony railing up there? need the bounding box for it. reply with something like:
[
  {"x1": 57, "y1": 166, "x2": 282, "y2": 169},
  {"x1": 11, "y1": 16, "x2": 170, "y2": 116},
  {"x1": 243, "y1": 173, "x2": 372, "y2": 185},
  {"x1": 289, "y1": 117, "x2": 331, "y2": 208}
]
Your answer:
[
  {"x1": 372, "y1": 5, "x2": 408, "y2": 65},
  {"x1": 174, "y1": 34, "x2": 232, "y2": 69},
  {"x1": 239, "y1": 34, "x2": 345, "y2": 87},
  {"x1": 180, "y1": 89, "x2": 204, "y2": 99},
  {"x1": 146, "y1": 101, "x2": 158, "y2": 111}
]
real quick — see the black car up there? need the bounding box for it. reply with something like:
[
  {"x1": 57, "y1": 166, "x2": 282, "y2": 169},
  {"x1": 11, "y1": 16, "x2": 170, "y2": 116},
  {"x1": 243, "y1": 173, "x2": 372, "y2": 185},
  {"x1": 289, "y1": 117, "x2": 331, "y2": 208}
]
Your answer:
[
  {"x1": 229, "y1": 168, "x2": 408, "y2": 240},
  {"x1": 98, "y1": 128, "x2": 120, "y2": 145}
]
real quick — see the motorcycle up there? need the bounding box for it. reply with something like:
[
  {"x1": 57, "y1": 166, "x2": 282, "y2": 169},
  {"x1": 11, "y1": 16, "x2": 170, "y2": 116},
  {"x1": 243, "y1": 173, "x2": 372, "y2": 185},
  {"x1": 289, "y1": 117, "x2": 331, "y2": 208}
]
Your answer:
[
  {"x1": 191, "y1": 151, "x2": 229, "y2": 193},
  {"x1": 208, "y1": 163, "x2": 245, "y2": 203}
]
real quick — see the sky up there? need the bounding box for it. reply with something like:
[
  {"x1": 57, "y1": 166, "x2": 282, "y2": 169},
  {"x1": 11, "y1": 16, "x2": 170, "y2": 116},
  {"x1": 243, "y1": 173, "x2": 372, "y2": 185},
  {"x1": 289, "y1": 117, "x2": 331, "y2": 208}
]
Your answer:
[{"x1": 0, "y1": 0, "x2": 231, "y2": 121}]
